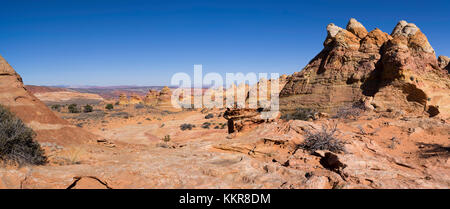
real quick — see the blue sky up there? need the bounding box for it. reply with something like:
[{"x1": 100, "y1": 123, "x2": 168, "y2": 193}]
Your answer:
[{"x1": 0, "y1": 0, "x2": 449, "y2": 86}]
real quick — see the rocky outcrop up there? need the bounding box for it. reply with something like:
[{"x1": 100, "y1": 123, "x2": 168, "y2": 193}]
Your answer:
[
  {"x1": 143, "y1": 89, "x2": 158, "y2": 106},
  {"x1": 280, "y1": 19, "x2": 450, "y2": 118},
  {"x1": 0, "y1": 54, "x2": 98, "y2": 144},
  {"x1": 118, "y1": 93, "x2": 128, "y2": 105},
  {"x1": 223, "y1": 108, "x2": 266, "y2": 133},
  {"x1": 246, "y1": 75, "x2": 288, "y2": 108},
  {"x1": 129, "y1": 94, "x2": 142, "y2": 105},
  {"x1": 438, "y1": 56, "x2": 450, "y2": 73},
  {"x1": 371, "y1": 21, "x2": 450, "y2": 117},
  {"x1": 156, "y1": 86, "x2": 172, "y2": 108}
]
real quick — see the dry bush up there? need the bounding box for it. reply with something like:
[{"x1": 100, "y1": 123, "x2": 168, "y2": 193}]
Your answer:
[
  {"x1": 281, "y1": 108, "x2": 317, "y2": 121},
  {"x1": 0, "y1": 105, "x2": 47, "y2": 166},
  {"x1": 335, "y1": 101, "x2": 366, "y2": 119},
  {"x1": 297, "y1": 123, "x2": 345, "y2": 153}
]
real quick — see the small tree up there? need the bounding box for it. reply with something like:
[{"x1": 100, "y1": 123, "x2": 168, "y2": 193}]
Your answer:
[
  {"x1": 83, "y1": 104, "x2": 93, "y2": 113},
  {"x1": 105, "y1": 103, "x2": 114, "y2": 110},
  {"x1": 68, "y1": 104, "x2": 80, "y2": 113}
]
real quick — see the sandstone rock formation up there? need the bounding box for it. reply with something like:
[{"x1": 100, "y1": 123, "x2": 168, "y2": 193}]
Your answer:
[
  {"x1": 438, "y1": 55, "x2": 450, "y2": 73},
  {"x1": 156, "y1": 86, "x2": 173, "y2": 108},
  {"x1": 246, "y1": 75, "x2": 288, "y2": 108},
  {"x1": 280, "y1": 19, "x2": 450, "y2": 118},
  {"x1": 129, "y1": 94, "x2": 142, "y2": 105},
  {"x1": 223, "y1": 108, "x2": 266, "y2": 133},
  {"x1": 143, "y1": 89, "x2": 158, "y2": 106},
  {"x1": 118, "y1": 93, "x2": 128, "y2": 105},
  {"x1": 0, "y1": 54, "x2": 98, "y2": 144}
]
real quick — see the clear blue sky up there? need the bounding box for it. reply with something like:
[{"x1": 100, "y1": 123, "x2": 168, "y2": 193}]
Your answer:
[{"x1": 0, "y1": 0, "x2": 449, "y2": 86}]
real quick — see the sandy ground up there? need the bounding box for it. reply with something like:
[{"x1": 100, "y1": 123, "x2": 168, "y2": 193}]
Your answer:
[{"x1": 1, "y1": 105, "x2": 449, "y2": 189}]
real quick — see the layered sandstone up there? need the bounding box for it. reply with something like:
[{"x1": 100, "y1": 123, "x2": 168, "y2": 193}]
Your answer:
[
  {"x1": 143, "y1": 89, "x2": 158, "y2": 106},
  {"x1": 0, "y1": 54, "x2": 98, "y2": 144},
  {"x1": 129, "y1": 94, "x2": 142, "y2": 105},
  {"x1": 156, "y1": 86, "x2": 172, "y2": 108},
  {"x1": 280, "y1": 19, "x2": 450, "y2": 118},
  {"x1": 118, "y1": 93, "x2": 128, "y2": 105},
  {"x1": 438, "y1": 55, "x2": 450, "y2": 73}
]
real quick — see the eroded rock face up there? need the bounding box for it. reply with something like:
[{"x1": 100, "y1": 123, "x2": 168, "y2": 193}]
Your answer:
[
  {"x1": 0, "y1": 54, "x2": 98, "y2": 144},
  {"x1": 144, "y1": 89, "x2": 158, "y2": 106},
  {"x1": 156, "y1": 86, "x2": 173, "y2": 108},
  {"x1": 372, "y1": 21, "x2": 450, "y2": 117},
  {"x1": 280, "y1": 19, "x2": 450, "y2": 118},
  {"x1": 438, "y1": 56, "x2": 450, "y2": 73},
  {"x1": 129, "y1": 94, "x2": 142, "y2": 105},
  {"x1": 223, "y1": 108, "x2": 280, "y2": 134},
  {"x1": 118, "y1": 93, "x2": 128, "y2": 105}
]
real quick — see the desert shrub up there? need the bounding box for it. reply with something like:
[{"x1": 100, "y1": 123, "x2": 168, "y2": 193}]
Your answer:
[
  {"x1": 281, "y1": 108, "x2": 317, "y2": 121},
  {"x1": 105, "y1": 104, "x2": 114, "y2": 110},
  {"x1": 0, "y1": 105, "x2": 47, "y2": 166},
  {"x1": 296, "y1": 124, "x2": 345, "y2": 153},
  {"x1": 51, "y1": 104, "x2": 61, "y2": 111},
  {"x1": 162, "y1": 135, "x2": 171, "y2": 142},
  {"x1": 135, "y1": 104, "x2": 145, "y2": 109},
  {"x1": 201, "y1": 122, "x2": 211, "y2": 129},
  {"x1": 83, "y1": 104, "x2": 93, "y2": 113},
  {"x1": 204, "y1": 113, "x2": 214, "y2": 119},
  {"x1": 335, "y1": 101, "x2": 365, "y2": 119},
  {"x1": 180, "y1": 123, "x2": 195, "y2": 131},
  {"x1": 110, "y1": 111, "x2": 131, "y2": 119},
  {"x1": 68, "y1": 104, "x2": 80, "y2": 113}
]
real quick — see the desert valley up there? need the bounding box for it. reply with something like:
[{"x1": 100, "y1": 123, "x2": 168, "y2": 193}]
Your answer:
[{"x1": 0, "y1": 19, "x2": 449, "y2": 189}]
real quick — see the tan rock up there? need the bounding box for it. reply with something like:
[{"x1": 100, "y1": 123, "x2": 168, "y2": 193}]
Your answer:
[
  {"x1": 438, "y1": 55, "x2": 450, "y2": 73},
  {"x1": 0, "y1": 54, "x2": 98, "y2": 145},
  {"x1": 156, "y1": 86, "x2": 173, "y2": 108},
  {"x1": 346, "y1": 18, "x2": 368, "y2": 39},
  {"x1": 280, "y1": 19, "x2": 450, "y2": 118},
  {"x1": 118, "y1": 93, "x2": 128, "y2": 105},
  {"x1": 144, "y1": 89, "x2": 158, "y2": 106},
  {"x1": 129, "y1": 94, "x2": 142, "y2": 105}
]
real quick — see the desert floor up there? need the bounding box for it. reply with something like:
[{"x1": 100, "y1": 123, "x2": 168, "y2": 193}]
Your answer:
[{"x1": 1, "y1": 105, "x2": 449, "y2": 189}]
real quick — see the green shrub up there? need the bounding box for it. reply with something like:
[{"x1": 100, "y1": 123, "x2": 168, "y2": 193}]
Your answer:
[
  {"x1": 201, "y1": 122, "x2": 211, "y2": 129},
  {"x1": 0, "y1": 105, "x2": 47, "y2": 166},
  {"x1": 105, "y1": 104, "x2": 114, "y2": 110},
  {"x1": 83, "y1": 104, "x2": 93, "y2": 113},
  {"x1": 51, "y1": 104, "x2": 61, "y2": 111},
  {"x1": 68, "y1": 104, "x2": 80, "y2": 113},
  {"x1": 180, "y1": 123, "x2": 195, "y2": 131}
]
